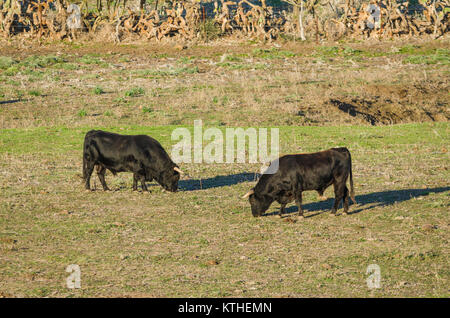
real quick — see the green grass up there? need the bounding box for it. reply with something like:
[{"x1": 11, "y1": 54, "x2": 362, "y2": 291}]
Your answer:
[
  {"x1": 313, "y1": 45, "x2": 450, "y2": 62},
  {"x1": 21, "y1": 55, "x2": 65, "y2": 68},
  {"x1": 217, "y1": 62, "x2": 268, "y2": 70},
  {"x1": 92, "y1": 86, "x2": 105, "y2": 95},
  {"x1": 28, "y1": 90, "x2": 42, "y2": 97},
  {"x1": 0, "y1": 54, "x2": 66, "y2": 76},
  {"x1": 77, "y1": 109, "x2": 88, "y2": 117},
  {"x1": 78, "y1": 55, "x2": 108, "y2": 67},
  {"x1": 0, "y1": 56, "x2": 17, "y2": 69},
  {"x1": 252, "y1": 48, "x2": 297, "y2": 59},
  {"x1": 0, "y1": 122, "x2": 448, "y2": 297},
  {"x1": 403, "y1": 49, "x2": 450, "y2": 65},
  {"x1": 124, "y1": 87, "x2": 145, "y2": 97},
  {"x1": 142, "y1": 106, "x2": 153, "y2": 114},
  {"x1": 132, "y1": 66, "x2": 199, "y2": 78}
]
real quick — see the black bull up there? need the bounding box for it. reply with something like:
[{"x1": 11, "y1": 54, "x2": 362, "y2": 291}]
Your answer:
[
  {"x1": 82, "y1": 130, "x2": 183, "y2": 192},
  {"x1": 243, "y1": 148, "x2": 356, "y2": 217}
]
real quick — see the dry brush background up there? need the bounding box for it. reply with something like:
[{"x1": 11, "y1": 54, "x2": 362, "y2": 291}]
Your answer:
[{"x1": 0, "y1": 0, "x2": 449, "y2": 42}]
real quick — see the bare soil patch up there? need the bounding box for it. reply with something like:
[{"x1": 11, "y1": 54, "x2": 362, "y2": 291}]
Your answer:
[{"x1": 328, "y1": 80, "x2": 449, "y2": 125}]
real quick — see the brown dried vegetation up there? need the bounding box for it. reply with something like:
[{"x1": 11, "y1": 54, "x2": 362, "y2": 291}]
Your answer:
[{"x1": 0, "y1": 0, "x2": 448, "y2": 42}]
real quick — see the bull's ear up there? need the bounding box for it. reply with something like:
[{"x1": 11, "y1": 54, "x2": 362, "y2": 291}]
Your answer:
[
  {"x1": 173, "y1": 167, "x2": 184, "y2": 175},
  {"x1": 242, "y1": 189, "x2": 254, "y2": 199}
]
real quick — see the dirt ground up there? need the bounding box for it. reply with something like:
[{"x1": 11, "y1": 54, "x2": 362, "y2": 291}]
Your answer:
[{"x1": 0, "y1": 36, "x2": 449, "y2": 129}]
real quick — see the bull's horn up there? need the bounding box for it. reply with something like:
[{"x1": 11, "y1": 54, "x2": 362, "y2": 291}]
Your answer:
[
  {"x1": 242, "y1": 189, "x2": 254, "y2": 199},
  {"x1": 173, "y1": 167, "x2": 184, "y2": 175}
]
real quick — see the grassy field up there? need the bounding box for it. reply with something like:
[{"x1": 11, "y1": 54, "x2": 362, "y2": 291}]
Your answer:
[
  {"x1": 0, "y1": 37, "x2": 449, "y2": 297},
  {"x1": 0, "y1": 123, "x2": 448, "y2": 297}
]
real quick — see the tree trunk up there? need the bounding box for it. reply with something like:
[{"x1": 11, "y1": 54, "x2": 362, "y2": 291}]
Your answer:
[
  {"x1": 299, "y1": 1, "x2": 306, "y2": 41},
  {"x1": 314, "y1": 12, "x2": 319, "y2": 43}
]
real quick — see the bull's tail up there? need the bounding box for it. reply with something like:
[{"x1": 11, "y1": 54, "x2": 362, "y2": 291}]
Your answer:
[
  {"x1": 347, "y1": 149, "x2": 356, "y2": 204},
  {"x1": 350, "y1": 167, "x2": 356, "y2": 203},
  {"x1": 82, "y1": 137, "x2": 88, "y2": 181},
  {"x1": 82, "y1": 131, "x2": 95, "y2": 181},
  {"x1": 333, "y1": 147, "x2": 356, "y2": 203}
]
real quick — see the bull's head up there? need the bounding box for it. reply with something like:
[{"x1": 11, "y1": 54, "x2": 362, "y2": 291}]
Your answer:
[
  {"x1": 242, "y1": 189, "x2": 272, "y2": 217},
  {"x1": 159, "y1": 166, "x2": 183, "y2": 192}
]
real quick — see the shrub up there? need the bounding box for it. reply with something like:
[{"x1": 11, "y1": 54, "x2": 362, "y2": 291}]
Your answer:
[
  {"x1": 79, "y1": 55, "x2": 106, "y2": 66},
  {"x1": 93, "y1": 86, "x2": 105, "y2": 95},
  {"x1": 0, "y1": 56, "x2": 16, "y2": 70},
  {"x1": 125, "y1": 87, "x2": 145, "y2": 97},
  {"x1": 22, "y1": 55, "x2": 65, "y2": 68},
  {"x1": 199, "y1": 19, "x2": 221, "y2": 42},
  {"x1": 142, "y1": 106, "x2": 153, "y2": 113},
  {"x1": 29, "y1": 90, "x2": 41, "y2": 96},
  {"x1": 78, "y1": 109, "x2": 88, "y2": 117}
]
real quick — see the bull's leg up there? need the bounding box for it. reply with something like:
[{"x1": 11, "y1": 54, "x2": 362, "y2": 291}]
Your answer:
[
  {"x1": 96, "y1": 166, "x2": 110, "y2": 191},
  {"x1": 296, "y1": 192, "x2": 304, "y2": 219},
  {"x1": 132, "y1": 174, "x2": 138, "y2": 191},
  {"x1": 140, "y1": 180, "x2": 148, "y2": 192},
  {"x1": 332, "y1": 183, "x2": 345, "y2": 215},
  {"x1": 279, "y1": 203, "x2": 286, "y2": 218},
  {"x1": 342, "y1": 186, "x2": 349, "y2": 215},
  {"x1": 143, "y1": 177, "x2": 152, "y2": 192},
  {"x1": 84, "y1": 161, "x2": 95, "y2": 190},
  {"x1": 139, "y1": 174, "x2": 148, "y2": 192}
]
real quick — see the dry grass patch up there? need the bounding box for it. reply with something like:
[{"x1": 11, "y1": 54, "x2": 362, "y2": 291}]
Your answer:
[{"x1": 0, "y1": 39, "x2": 448, "y2": 129}]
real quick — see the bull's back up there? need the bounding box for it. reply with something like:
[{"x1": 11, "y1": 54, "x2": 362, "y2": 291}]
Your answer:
[
  {"x1": 255, "y1": 153, "x2": 331, "y2": 192},
  {"x1": 291, "y1": 153, "x2": 335, "y2": 190},
  {"x1": 83, "y1": 130, "x2": 172, "y2": 170},
  {"x1": 262, "y1": 150, "x2": 346, "y2": 191},
  {"x1": 287, "y1": 148, "x2": 349, "y2": 169},
  {"x1": 84, "y1": 131, "x2": 142, "y2": 170}
]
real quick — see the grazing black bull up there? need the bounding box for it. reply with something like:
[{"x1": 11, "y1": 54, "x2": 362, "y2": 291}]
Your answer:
[
  {"x1": 242, "y1": 147, "x2": 356, "y2": 218},
  {"x1": 82, "y1": 130, "x2": 183, "y2": 192}
]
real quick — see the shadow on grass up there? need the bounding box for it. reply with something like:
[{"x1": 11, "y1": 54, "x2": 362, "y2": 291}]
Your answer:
[
  {"x1": 179, "y1": 173, "x2": 258, "y2": 191},
  {"x1": 88, "y1": 172, "x2": 258, "y2": 192},
  {"x1": 0, "y1": 99, "x2": 21, "y2": 105},
  {"x1": 263, "y1": 186, "x2": 450, "y2": 218}
]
